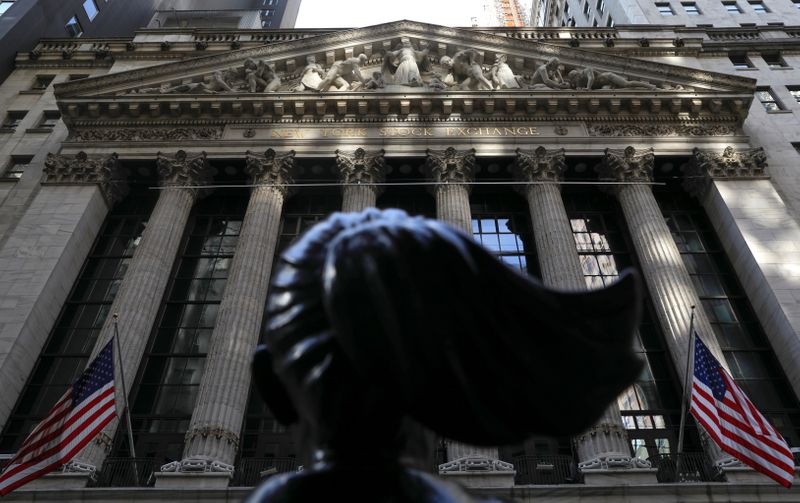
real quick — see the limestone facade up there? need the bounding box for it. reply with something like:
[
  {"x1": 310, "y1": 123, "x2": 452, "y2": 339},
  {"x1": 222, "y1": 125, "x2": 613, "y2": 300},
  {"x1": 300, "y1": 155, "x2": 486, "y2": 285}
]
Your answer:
[{"x1": 0, "y1": 19, "x2": 798, "y2": 501}]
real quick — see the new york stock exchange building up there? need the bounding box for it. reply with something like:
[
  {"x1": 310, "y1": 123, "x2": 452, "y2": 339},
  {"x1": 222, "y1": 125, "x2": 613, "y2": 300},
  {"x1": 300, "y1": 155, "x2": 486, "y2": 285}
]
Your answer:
[{"x1": 0, "y1": 17, "x2": 799, "y2": 502}]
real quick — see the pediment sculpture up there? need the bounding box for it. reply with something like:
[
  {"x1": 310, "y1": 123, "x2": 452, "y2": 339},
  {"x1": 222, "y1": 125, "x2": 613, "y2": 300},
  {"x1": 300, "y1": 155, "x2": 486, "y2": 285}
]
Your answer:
[{"x1": 128, "y1": 46, "x2": 688, "y2": 95}]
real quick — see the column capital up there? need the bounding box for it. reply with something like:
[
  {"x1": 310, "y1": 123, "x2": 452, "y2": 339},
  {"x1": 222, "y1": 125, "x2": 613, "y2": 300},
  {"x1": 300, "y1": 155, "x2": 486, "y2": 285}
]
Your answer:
[
  {"x1": 335, "y1": 148, "x2": 387, "y2": 196},
  {"x1": 245, "y1": 149, "x2": 296, "y2": 195},
  {"x1": 43, "y1": 151, "x2": 128, "y2": 206},
  {"x1": 424, "y1": 147, "x2": 476, "y2": 190},
  {"x1": 512, "y1": 147, "x2": 566, "y2": 194},
  {"x1": 156, "y1": 150, "x2": 213, "y2": 195},
  {"x1": 682, "y1": 146, "x2": 768, "y2": 198},
  {"x1": 597, "y1": 146, "x2": 655, "y2": 185}
]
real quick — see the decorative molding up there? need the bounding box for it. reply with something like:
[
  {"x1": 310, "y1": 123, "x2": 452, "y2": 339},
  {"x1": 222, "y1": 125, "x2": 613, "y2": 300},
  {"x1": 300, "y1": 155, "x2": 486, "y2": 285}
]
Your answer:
[
  {"x1": 424, "y1": 147, "x2": 477, "y2": 187},
  {"x1": 439, "y1": 456, "x2": 515, "y2": 473},
  {"x1": 512, "y1": 147, "x2": 567, "y2": 185},
  {"x1": 597, "y1": 146, "x2": 655, "y2": 184},
  {"x1": 682, "y1": 146, "x2": 768, "y2": 198},
  {"x1": 156, "y1": 150, "x2": 214, "y2": 194},
  {"x1": 244, "y1": 149, "x2": 296, "y2": 194},
  {"x1": 184, "y1": 424, "x2": 240, "y2": 449},
  {"x1": 43, "y1": 151, "x2": 128, "y2": 206},
  {"x1": 70, "y1": 127, "x2": 223, "y2": 142},
  {"x1": 588, "y1": 124, "x2": 736, "y2": 137},
  {"x1": 335, "y1": 148, "x2": 388, "y2": 196}
]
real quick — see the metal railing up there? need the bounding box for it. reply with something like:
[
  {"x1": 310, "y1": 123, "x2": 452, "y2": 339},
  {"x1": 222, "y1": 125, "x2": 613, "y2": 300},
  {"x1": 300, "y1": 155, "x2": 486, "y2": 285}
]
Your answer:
[
  {"x1": 93, "y1": 458, "x2": 158, "y2": 487},
  {"x1": 512, "y1": 455, "x2": 582, "y2": 485},
  {"x1": 649, "y1": 452, "x2": 723, "y2": 483},
  {"x1": 230, "y1": 457, "x2": 296, "y2": 487}
]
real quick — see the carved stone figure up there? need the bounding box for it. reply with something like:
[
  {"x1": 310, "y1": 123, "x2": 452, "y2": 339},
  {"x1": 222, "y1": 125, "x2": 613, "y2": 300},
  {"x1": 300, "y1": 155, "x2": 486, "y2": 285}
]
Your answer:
[
  {"x1": 567, "y1": 67, "x2": 656, "y2": 90},
  {"x1": 244, "y1": 58, "x2": 282, "y2": 93},
  {"x1": 246, "y1": 209, "x2": 644, "y2": 503},
  {"x1": 137, "y1": 70, "x2": 237, "y2": 94},
  {"x1": 382, "y1": 39, "x2": 430, "y2": 86},
  {"x1": 439, "y1": 49, "x2": 493, "y2": 90},
  {"x1": 490, "y1": 54, "x2": 520, "y2": 89},
  {"x1": 363, "y1": 71, "x2": 385, "y2": 90},
  {"x1": 297, "y1": 55, "x2": 326, "y2": 91},
  {"x1": 530, "y1": 57, "x2": 570, "y2": 89},
  {"x1": 318, "y1": 53, "x2": 368, "y2": 92}
]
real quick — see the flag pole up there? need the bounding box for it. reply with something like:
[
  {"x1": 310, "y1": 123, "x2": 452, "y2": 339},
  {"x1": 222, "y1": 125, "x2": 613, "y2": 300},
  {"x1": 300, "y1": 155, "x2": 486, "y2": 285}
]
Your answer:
[
  {"x1": 675, "y1": 305, "x2": 696, "y2": 481},
  {"x1": 112, "y1": 314, "x2": 139, "y2": 486}
]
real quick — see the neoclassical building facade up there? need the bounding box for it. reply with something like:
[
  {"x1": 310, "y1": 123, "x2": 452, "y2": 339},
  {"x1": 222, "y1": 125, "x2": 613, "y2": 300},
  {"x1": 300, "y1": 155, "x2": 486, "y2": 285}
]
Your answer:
[{"x1": 0, "y1": 18, "x2": 798, "y2": 501}]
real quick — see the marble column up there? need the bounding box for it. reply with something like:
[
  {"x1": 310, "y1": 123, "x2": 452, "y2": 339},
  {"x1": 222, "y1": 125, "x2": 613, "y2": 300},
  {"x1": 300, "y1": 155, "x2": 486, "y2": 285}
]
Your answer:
[
  {"x1": 425, "y1": 148, "x2": 513, "y2": 487},
  {"x1": 597, "y1": 146, "x2": 729, "y2": 465},
  {"x1": 72, "y1": 151, "x2": 213, "y2": 473},
  {"x1": 164, "y1": 150, "x2": 295, "y2": 485},
  {"x1": 335, "y1": 148, "x2": 386, "y2": 211},
  {"x1": 424, "y1": 147, "x2": 475, "y2": 234},
  {"x1": 513, "y1": 147, "x2": 645, "y2": 475}
]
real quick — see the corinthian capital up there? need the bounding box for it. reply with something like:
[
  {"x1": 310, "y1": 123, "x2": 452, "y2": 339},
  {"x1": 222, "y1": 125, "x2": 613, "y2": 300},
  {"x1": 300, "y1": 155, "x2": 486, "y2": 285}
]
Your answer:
[
  {"x1": 681, "y1": 146, "x2": 768, "y2": 198},
  {"x1": 335, "y1": 148, "x2": 387, "y2": 185},
  {"x1": 43, "y1": 151, "x2": 128, "y2": 206},
  {"x1": 156, "y1": 150, "x2": 213, "y2": 196},
  {"x1": 512, "y1": 147, "x2": 567, "y2": 184},
  {"x1": 424, "y1": 147, "x2": 477, "y2": 187},
  {"x1": 245, "y1": 149, "x2": 296, "y2": 195},
  {"x1": 597, "y1": 146, "x2": 655, "y2": 183}
]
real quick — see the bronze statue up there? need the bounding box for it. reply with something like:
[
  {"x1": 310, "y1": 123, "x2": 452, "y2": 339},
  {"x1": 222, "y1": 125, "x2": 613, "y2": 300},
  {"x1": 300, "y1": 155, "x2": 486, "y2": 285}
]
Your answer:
[{"x1": 247, "y1": 209, "x2": 643, "y2": 502}]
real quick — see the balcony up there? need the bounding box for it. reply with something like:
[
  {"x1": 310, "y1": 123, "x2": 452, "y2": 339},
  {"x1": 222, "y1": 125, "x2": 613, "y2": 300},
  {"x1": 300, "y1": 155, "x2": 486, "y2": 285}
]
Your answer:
[
  {"x1": 512, "y1": 455, "x2": 583, "y2": 485},
  {"x1": 230, "y1": 457, "x2": 297, "y2": 487}
]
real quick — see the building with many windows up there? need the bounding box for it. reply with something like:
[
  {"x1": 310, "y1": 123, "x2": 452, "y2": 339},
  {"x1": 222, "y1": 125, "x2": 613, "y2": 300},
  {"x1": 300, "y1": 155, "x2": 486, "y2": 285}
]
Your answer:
[
  {"x1": 0, "y1": 13, "x2": 798, "y2": 502},
  {"x1": 0, "y1": 0, "x2": 302, "y2": 86}
]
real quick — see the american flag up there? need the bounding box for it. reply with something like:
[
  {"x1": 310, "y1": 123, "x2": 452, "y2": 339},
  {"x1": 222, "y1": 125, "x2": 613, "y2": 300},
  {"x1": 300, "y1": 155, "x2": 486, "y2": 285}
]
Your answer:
[
  {"x1": 0, "y1": 339, "x2": 116, "y2": 495},
  {"x1": 690, "y1": 335, "x2": 795, "y2": 488}
]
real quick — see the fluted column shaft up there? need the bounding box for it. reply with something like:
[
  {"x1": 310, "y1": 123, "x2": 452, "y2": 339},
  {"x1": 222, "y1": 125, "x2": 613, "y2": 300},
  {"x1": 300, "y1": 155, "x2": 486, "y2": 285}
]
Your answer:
[
  {"x1": 600, "y1": 147, "x2": 728, "y2": 464},
  {"x1": 180, "y1": 151, "x2": 293, "y2": 469},
  {"x1": 514, "y1": 148, "x2": 634, "y2": 469},
  {"x1": 525, "y1": 183, "x2": 585, "y2": 287},
  {"x1": 435, "y1": 185, "x2": 471, "y2": 234},
  {"x1": 342, "y1": 184, "x2": 378, "y2": 212}
]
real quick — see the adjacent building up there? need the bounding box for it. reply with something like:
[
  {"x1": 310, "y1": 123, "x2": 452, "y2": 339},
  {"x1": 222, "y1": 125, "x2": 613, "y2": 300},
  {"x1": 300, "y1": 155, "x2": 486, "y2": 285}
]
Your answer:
[
  {"x1": 0, "y1": 0, "x2": 302, "y2": 85},
  {"x1": 0, "y1": 11, "x2": 798, "y2": 503}
]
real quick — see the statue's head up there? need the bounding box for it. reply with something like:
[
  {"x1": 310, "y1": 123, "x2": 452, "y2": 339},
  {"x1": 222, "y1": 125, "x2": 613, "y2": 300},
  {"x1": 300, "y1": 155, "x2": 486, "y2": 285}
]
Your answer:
[
  {"x1": 439, "y1": 55, "x2": 453, "y2": 69},
  {"x1": 253, "y1": 209, "x2": 644, "y2": 465},
  {"x1": 546, "y1": 57, "x2": 560, "y2": 70},
  {"x1": 496, "y1": 54, "x2": 507, "y2": 63},
  {"x1": 358, "y1": 53, "x2": 368, "y2": 64},
  {"x1": 306, "y1": 55, "x2": 316, "y2": 64}
]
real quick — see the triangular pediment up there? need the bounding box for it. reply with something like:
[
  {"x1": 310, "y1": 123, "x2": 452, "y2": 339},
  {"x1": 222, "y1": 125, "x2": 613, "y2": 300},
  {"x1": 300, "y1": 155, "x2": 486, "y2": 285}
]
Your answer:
[{"x1": 53, "y1": 20, "x2": 756, "y2": 124}]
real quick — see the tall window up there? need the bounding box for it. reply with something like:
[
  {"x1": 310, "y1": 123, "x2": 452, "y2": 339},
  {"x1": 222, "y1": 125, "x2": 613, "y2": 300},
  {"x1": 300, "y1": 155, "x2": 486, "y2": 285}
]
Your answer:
[
  {"x1": 65, "y1": 16, "x2": 83, "y2": 37},
  {"x1": 1, "y1": 111, "x2": 26, "y2": 130},
  {"x1": 682, "y1": 1, "x2": 701, "y2": 14},
  {"x1": 563, "y1": 187, "x2": 686, "y2": 461},
  {"x1": 0, "y1": 191, "x2": 155, "y2": 454},
  {"x1": 749, "y1": 0, "x2": 769, "y2": 12},
  {"x1": 755, "y1": 88, "x2": 783, "y2": 111},
  {"x1": 787, "y1": 86, "x2": 800, "y2": 103},
  {"x1": 470, "y1": 191, "x2": 539, "y2": 276},
  {"x1": 723, "y1": 1, "x2": 743, "y2": 12},
  {"x1": 120, "y1": 191, "x2": 247, "y2": 460},
  {"x1": 762, "y1": 52, "x2": 788, "y2": 68},
  {"x1": 656, "y1": 2, "x2": 675, "y2": 15},
  {"x1": 1, "y1": 155, "x2": 33, "y2": 179},
  {"x1": 729, "y1": 53, "x2": 753, "y2": 69},
  {"x1": 82, "y1": 0, "x2": 98, "y2": 21},
  {"x1": 0, "y1": 1, "x2": 15, "y2": 16},
  {"x1": 656, "y1": 188, "x2": 800, "y2": 449}
]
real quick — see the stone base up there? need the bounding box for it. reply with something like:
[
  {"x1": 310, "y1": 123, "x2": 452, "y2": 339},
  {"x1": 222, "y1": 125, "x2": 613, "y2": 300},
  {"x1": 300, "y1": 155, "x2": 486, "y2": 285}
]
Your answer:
[
  {"x1": 23, "y1": 471, "x2": 92, "y2": 490},
  {"x1": 440, "y1": 470, "x2": 516, "y2": 489},
  {"x1": 582, "y1": 468, "x2": 658, "y2": 485},
  {"x1": 722, "y1": 466, "x2": 792, "y2": 485},
  {"x1": 153, "y1": 471, "x2": 232, "y2": 489}
]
